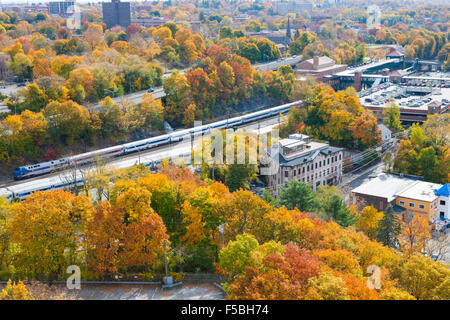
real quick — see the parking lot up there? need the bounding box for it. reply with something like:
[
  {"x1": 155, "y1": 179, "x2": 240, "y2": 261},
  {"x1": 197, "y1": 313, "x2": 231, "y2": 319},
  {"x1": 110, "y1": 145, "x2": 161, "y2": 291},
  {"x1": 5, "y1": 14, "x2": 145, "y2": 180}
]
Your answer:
[{"x1": 359, "y1": 81, "x2": 450, "y2": 111}]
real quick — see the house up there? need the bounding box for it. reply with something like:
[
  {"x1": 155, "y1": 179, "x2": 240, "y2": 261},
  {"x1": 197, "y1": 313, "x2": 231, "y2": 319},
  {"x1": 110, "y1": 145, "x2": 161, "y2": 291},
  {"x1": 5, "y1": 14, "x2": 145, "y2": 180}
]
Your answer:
[
  {"x1": 351, "y1": 173, "x2": 443, "y2": 224},
  {"x1": 294, "y1": 56, "x2": 348, "y2": 81},
  {"x1": 435, "y1": 183, "x2": 450, "y2": 221},
  {"x1": 266, "y1": 134, "x2": 343, "y2": 196}
]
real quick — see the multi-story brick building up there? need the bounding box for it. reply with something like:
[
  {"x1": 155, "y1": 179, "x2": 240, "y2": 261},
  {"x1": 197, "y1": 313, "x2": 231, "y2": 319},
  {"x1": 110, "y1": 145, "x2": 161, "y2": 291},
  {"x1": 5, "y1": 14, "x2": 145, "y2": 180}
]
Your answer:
[{"x1": 267, "y1": 134, "x2": 344, "y2": 196}]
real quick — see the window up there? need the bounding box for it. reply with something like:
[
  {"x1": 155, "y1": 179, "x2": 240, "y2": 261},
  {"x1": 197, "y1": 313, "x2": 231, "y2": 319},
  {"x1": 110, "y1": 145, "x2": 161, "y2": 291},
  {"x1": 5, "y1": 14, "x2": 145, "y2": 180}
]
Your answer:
[
  {"x1": 409, "y1": 202, "x2": 415, "y2": 208},
  {"x1": 284, "y1": 171, "x2": 288, "y2": 178},
  {"x1": 441, "y1": 212, "x2": 445, "y2": 218},
  {"x1": 399, "y1": 201, "x2": 405, "y2": 206},
  {"x1": 339, "y1": 154, "x2": 341, "y2": 160},
  {"x1": 327, "y1": 158, "x2": 330, "y2": 165},
  {"x1": 419, "y1": 204, "x2": 425, "y2": 209},
  {"x1": 293, "y1": 170, "x2": 297, "y2": 177},
  {"x1": 440, "y1": 200, "x2": 446, "y2": 205},
  {"x1": 315, "y1": 163, "x2": 318, "y2": 169},
  {"x1": 319, "y1": 161, "x2": 322, "y2": 167},
  {"x1": 323, "y1": 160, "x2": 326, "y2": 166},
  {"x1": 303, "y1": 167, "x2": 305, "y2": 173}
]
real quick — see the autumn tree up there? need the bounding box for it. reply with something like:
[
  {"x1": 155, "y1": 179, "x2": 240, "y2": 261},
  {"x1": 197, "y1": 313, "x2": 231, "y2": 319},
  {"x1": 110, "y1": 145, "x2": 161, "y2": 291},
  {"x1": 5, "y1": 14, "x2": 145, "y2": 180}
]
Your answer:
[
  {"x1": 399, "y1": 215, "x2": 431, "y2": 257},
  {"x1": 356, "y1": 206, "x2": 384, "y2": 239},
  {"x1": 7, "y1": 190, "x2": 93, "y2": 279}
]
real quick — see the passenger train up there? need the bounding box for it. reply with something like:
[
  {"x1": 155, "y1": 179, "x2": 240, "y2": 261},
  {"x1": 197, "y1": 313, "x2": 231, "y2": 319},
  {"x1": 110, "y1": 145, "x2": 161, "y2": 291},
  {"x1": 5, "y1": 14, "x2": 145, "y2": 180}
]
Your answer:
[{"x1": 2, "y1": 101, "x2": 301, "y2": 200}]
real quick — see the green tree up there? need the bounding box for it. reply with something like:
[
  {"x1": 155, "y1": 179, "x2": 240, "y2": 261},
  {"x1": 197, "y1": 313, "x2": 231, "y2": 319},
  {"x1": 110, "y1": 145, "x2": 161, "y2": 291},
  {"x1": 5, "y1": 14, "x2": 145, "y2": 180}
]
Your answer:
[
  {"x1": 224, "y1": 164, "x2": 258, "y2": 192},
  {"x1": 218, "y1": 233, "x2": 259, "y2": 278},
  {"x1": 383, "y1": 101, "x2": 403, "y2": 132},
  {"x1": 279, "y1": 180, "x2": 317, "y2": 212},
  {"x1": 23, "y1": 83, "x2": 47, "y2": 112},
  {"x1": 418, "y1": 146, "x2": 439, "y2": 182},
  {"x1": 376, "y1": 205, "x2": 401, "y2": 249},
  {"x1": 322, "y1": 195, "x2": 358, "y2": 227}
]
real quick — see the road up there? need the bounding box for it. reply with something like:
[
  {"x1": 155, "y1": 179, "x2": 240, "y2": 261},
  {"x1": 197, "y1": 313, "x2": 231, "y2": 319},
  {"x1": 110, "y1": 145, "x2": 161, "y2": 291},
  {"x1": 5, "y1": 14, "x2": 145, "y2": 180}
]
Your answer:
[
  {"x1": 87, "y1": 56, "x2": 303, "y2": 111},
  {"x1": 0, "y1": 57, "x2": 303, "y2": 114},
  {"x1": 253, "y1": 55, "x2": 302, "y2": 72}
]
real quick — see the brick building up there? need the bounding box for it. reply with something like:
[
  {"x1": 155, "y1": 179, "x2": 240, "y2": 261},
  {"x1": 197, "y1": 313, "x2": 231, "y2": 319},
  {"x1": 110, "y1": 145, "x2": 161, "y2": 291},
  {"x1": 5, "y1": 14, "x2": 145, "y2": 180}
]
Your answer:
[
  {"x1": 266, "y1": 134, "x2": 343, "y2": 196},
  {"x1": 294, "y1": 56, "x2": 348, "y2": 81},
  {"x1": 351, "y1": 173, "x2": 443, "y2": 224}
]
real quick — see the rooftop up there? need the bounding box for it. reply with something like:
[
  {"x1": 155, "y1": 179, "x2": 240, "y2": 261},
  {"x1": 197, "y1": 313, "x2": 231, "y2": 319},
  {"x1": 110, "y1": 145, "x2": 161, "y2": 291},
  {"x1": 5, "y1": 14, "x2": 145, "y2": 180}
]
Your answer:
[
  {"x1": 352, "y1": 173, "x2": 416, "y2": 202},
  {"x1": 435, "y1": 183, "x2": 450, "y2": 197},
  {"x1": 396, "y1": 181, "x2": 442, "y2": 202},
  {"x1": 352, "y1": 173, "x2": 442, "y2": 203}
]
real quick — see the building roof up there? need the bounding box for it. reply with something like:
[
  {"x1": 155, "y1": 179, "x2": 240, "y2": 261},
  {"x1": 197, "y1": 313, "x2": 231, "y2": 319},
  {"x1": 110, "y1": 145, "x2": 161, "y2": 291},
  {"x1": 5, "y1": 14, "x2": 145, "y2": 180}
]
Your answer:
[
  {"x1": 279, "y1": 144, "x2": 343, "y2": 167},
  {"x1": 387, "y1": 49, "x2": 403, "y2": 57},
  {"x1": 352, "y1": 173, "x2": 420, "y2": 202},
  {"x1": 352, "y1": 173, "x2": 442, "y2": 203},
  {"x1": 396, "y1": 181, "x2": 441, "y2": 202},
  {"x1": 435, "y1": 183, "x2": 450, "y2": 197}
]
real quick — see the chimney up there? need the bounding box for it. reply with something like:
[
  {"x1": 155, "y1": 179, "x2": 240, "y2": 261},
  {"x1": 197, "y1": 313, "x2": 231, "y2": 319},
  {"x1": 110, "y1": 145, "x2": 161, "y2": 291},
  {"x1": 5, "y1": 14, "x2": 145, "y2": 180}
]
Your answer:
[{"x1": 313, "y1": 56, "x2": 319, "y2": 69}]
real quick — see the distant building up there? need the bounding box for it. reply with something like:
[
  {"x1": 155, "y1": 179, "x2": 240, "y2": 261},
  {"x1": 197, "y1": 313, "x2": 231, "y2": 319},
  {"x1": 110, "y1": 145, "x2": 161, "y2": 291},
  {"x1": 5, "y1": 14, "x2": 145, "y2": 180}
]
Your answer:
[
  {"x1": 102, "y1": 0, "x2": 131, "y2": 30},
  {"x1": 266, "y1": 134, "x2": 343, "y2": 196},
  {"x1": 130, "y1": 17, "x2": 168, "y2": 28},
  {"x1": 273, "y1": 1, "x2": 313, "y2": 16},
  {"x1": 351, "y1": 173, "x2": 443, "y2": 224},
  {"x1": 295, "y1": 56, "x2": 348, "y2": 81},
  {"x1": 48, "y1": 1, "x2": 74, "y2": 16},
  {"x1": 247, "y1": 17, "x2": 293, "y2": 47}
]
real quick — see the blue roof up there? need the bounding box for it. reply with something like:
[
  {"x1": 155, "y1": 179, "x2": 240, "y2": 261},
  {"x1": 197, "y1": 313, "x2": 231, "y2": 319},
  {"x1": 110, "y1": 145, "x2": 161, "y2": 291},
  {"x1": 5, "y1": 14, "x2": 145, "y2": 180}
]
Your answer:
[{"x1": 435, "y1": 183, "x2": 450, "y2": 197}]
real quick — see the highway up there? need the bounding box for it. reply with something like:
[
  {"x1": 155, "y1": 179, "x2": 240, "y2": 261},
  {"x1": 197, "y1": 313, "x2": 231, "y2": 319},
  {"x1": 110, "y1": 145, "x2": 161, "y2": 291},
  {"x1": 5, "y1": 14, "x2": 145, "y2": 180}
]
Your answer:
[
  {"x1": 253, "y1": 55, "x2": 302, "y2": 72},
  {"x1": 87, "y1": 56, "x2": 302, "y2": 111}
]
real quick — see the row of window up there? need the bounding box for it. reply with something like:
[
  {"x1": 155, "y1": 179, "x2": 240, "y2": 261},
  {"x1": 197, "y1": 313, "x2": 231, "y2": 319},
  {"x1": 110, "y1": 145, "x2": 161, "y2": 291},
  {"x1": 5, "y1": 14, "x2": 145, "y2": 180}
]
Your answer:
[
  {"x1": 399, "y1": 200, "x2": 435, "y2": 210},
  {"x1": 285, "y1": 165, "x2": 340, "y2": 178}
]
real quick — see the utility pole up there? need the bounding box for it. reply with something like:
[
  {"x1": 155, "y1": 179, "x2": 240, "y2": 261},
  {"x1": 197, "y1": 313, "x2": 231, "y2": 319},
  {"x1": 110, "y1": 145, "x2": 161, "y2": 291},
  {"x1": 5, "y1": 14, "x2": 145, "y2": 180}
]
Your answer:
[{"x1": 163, "y1": 240, "x2": 168, "y2": 278}]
